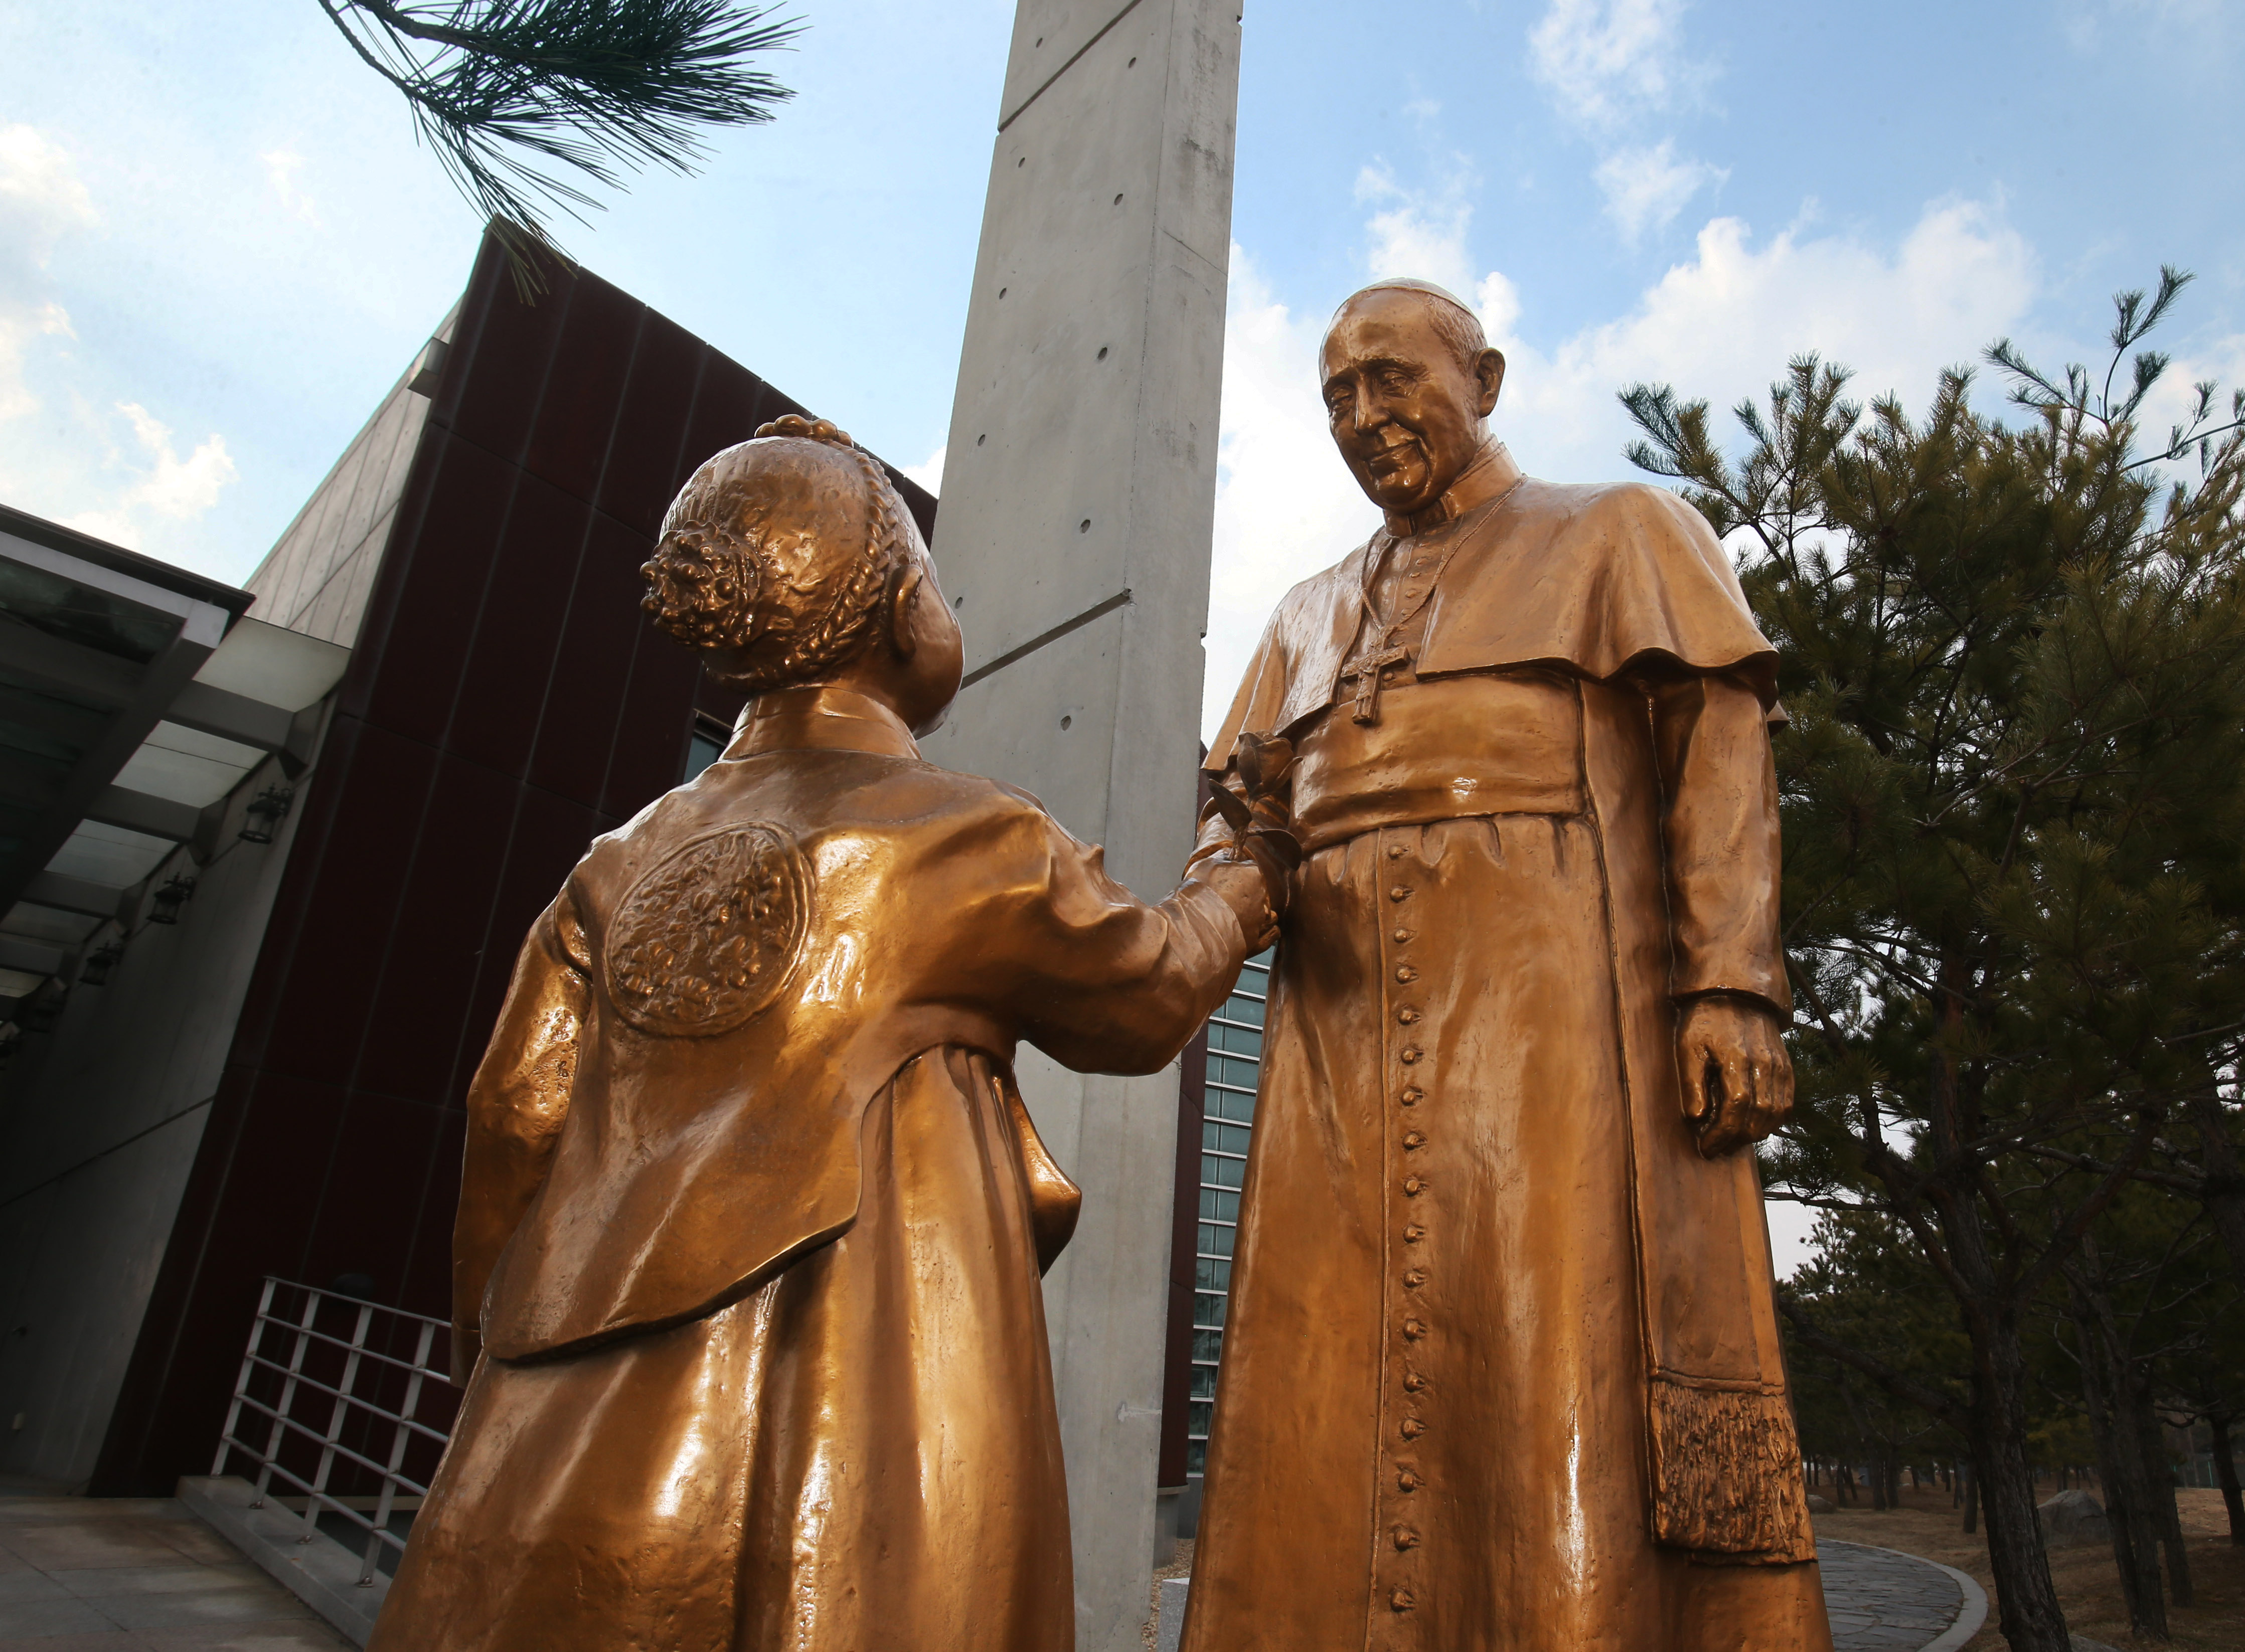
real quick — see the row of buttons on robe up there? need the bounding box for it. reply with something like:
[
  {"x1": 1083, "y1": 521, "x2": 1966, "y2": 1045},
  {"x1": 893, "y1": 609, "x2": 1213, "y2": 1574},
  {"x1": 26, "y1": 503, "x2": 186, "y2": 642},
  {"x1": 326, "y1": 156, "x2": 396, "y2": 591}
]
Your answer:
[{"x1": 1388, "y1": 837, "x2": 1426, "y2": 1613}]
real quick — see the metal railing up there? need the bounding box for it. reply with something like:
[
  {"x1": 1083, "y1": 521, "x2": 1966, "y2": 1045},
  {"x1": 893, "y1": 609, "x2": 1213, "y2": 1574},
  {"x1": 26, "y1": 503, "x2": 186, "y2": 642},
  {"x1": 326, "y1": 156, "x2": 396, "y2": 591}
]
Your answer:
[{"x1": 213, "y1": 1278, "x2": 458, "y2": 1586}]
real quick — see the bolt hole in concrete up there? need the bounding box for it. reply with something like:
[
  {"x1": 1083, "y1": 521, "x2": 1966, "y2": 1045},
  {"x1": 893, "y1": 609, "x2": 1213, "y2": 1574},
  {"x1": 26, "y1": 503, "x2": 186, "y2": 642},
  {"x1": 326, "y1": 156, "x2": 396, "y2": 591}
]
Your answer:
[
  {"x1": 1097, "y1": 346, "x2": 1109, "y2": 360},
  {"x1": 1079, "y1": 520, "x2": 1091, "y2": 533},
  {"x1": 1017, "y1": 155, "x2": 1025, "y2": 167},
  {"x1": 1129, "y1": 55, "x2": 1137, "y2": 65},
  {"x1": 1114, "y1": 193, "x2": 1125, "y2": 205},
  {"x1": 1061, "y1": 716, "x2": 1072, "y2": 730},
  {"x1": 977, "y1": 433, "x2": 987, "y2": 445}
]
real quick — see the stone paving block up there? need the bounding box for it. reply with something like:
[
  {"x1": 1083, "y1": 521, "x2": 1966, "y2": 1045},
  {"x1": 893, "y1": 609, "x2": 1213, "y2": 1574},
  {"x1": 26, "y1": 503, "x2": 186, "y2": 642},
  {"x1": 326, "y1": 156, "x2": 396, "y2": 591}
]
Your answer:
[
  {"x1": 0, "y1": 1591, "x2": 121, "y2": 1636},
  {"x1": 56, "y1": 1565, "x2": 269, "y2": 1599},
  {"x1": 0, "y1": 1482, "x2": 351, "y2": 1651},
  {"x1": 141, "y1": 1624, "x2": 352, "y2": 1650},
  {"x1": 96, "y1": 1580, "x2": 323, "y2": 1631},
  {"x1": 0, "y1": 1567, "x2": 72, "y2": 1603},
  {"x1": 1, "y1": 1519, "x2": 204, "y2": 1572}
]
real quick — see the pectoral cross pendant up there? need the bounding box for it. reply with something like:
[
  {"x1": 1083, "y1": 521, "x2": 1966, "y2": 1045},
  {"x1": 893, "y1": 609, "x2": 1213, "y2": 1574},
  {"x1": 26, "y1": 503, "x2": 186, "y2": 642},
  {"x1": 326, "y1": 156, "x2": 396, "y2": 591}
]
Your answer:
[{"x1": 1341, "y1": 639, "x2": 1411, "y2": 725}]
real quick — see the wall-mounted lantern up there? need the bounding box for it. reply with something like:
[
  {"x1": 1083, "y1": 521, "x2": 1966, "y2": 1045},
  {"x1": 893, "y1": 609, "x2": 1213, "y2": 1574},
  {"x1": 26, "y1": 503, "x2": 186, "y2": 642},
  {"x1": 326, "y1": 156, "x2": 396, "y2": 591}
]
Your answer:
[
  {"x1": 148, "y1": 875, "x2": 198, "y2": 925},
  {"x1": 80, "y1": 942, "x2": 124, "y2": 986},
  {"x1": 239, "y1": 784, "x2": 296, "y2": 845}
]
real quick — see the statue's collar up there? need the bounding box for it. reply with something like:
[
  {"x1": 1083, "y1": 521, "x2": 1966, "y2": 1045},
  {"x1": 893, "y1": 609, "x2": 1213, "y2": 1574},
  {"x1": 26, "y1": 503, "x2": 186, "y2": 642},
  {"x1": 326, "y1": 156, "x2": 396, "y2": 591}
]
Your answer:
[
  {"x1": 1382, "y1": 440, "x2": 1523, "y2": 538},
  {"x1": 726, "y1": 684, "x2": 922, "y2": 761}
]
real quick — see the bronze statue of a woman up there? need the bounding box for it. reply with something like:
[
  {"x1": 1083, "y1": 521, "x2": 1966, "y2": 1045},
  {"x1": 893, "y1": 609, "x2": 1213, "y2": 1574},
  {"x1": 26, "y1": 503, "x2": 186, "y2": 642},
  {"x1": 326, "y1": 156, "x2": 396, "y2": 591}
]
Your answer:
[{"x1": 370, "y1": 417, "x2": 1284, "y2": 1652}]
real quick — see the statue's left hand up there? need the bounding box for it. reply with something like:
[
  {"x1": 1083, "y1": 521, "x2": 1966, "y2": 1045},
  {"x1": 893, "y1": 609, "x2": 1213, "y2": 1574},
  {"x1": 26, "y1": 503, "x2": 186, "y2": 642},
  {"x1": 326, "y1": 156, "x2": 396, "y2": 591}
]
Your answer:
[{"x1": 1675, "y1": 994, "x2": 1794, "y2": 1158}]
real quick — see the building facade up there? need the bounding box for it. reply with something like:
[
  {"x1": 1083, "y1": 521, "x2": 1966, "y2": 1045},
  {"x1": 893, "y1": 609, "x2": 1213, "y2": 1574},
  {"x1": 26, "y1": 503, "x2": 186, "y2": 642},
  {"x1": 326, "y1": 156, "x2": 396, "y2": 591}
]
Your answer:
[{"x1": 0, "y1": 228, "x2": 932, "y2": 1496}]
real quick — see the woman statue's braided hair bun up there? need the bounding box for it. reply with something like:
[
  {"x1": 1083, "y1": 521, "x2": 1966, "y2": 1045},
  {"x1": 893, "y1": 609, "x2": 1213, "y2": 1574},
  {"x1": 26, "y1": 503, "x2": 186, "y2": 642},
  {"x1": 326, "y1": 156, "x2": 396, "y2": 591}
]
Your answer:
[{"x1": 641, "y1": 415, "x2": 923, "y2": 693}]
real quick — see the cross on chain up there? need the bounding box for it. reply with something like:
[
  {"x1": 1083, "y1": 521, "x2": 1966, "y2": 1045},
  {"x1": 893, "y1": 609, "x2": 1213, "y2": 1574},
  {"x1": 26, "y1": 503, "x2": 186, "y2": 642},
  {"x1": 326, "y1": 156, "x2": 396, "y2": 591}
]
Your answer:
[{"x1": 1340, "y1": 639, "x2": 1411, "y2": 725}]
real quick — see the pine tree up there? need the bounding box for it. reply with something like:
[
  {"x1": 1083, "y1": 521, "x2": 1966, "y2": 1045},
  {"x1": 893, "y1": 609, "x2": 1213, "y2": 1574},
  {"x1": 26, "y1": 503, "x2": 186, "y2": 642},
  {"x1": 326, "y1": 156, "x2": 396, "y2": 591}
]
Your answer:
[
  {"x1": 1622, "y1": 273, "x2": 2245, "y2": 1652},
  {"x1": 316, "y1": 0, "x2": 803, "y2": 292}
]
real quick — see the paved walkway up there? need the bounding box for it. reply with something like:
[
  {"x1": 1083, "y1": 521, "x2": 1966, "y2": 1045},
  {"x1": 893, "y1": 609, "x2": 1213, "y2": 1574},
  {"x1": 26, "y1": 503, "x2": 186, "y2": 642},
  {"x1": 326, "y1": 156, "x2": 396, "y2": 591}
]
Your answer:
[
  {"x1": 1819, "y1": 1539, "x2": 1986, "y2": 1651},
  {"x1": 1155, "y1": 1538, "x2": 1987, "y2": 1651},
  {"x1": 0, "y1": 1482, "x2": 347, "y2": 1650},
  {"x1": 7, "y1": 1482, "x2": 1984, "y2": 1652}
]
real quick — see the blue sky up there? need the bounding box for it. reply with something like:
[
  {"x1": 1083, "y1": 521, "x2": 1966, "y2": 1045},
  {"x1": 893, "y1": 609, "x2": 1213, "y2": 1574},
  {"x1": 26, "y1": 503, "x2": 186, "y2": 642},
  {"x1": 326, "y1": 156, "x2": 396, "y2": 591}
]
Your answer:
[
  {"x1": 4, "y1": 0, "x2": 2237, "y2": 621},
  {"x1": 5, "y1": 0, "x2": 2237, "y2": 1268}
]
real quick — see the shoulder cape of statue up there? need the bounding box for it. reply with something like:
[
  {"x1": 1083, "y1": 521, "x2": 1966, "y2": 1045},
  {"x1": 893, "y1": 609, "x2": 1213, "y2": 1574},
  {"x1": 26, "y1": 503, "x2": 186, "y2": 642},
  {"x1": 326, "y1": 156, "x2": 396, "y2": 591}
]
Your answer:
[{"x1": 1205, "y1": 477, "x2": 1779, "y2": 773}]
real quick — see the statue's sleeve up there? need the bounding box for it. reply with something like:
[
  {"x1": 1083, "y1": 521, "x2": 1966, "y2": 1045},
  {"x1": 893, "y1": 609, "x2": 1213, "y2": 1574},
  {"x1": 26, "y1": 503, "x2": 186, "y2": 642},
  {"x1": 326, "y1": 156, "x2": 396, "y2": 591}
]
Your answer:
[
  {"x1": 1646, "y1": 668, "x2": 1789, "y2": 1012},
  {"x1": 987, "y1": 809, "x2": 1249, "y2": 1076},
  {"x1": 450, "y1": 890, "x2": 591, "y2": 1381}
]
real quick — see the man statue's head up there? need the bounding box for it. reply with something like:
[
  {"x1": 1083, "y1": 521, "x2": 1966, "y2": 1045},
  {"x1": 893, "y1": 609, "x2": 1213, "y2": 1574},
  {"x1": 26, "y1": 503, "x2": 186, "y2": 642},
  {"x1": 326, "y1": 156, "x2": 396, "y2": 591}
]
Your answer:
[{"x1": 1321, "y1": 280, "x2": 1505, "y2": 515}]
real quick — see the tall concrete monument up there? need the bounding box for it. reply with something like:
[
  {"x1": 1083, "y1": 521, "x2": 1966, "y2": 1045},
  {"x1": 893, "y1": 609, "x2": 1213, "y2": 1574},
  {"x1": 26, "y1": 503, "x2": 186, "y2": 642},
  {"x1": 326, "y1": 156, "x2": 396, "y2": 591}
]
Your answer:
[{"x1": 920, "y1": 3, "x2": 1242, "y2": 1649}]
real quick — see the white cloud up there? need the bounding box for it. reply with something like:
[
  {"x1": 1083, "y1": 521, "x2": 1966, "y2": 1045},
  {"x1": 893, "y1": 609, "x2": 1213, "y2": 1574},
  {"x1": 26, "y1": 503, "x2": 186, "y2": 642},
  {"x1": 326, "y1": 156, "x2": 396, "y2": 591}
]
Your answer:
[
  {"x1": 1594, "y1": 140, "x2": 1726, "y2": 244},
  {"x1": 0, "y1": 124, "x2": 98, "y2": 229},
  {"x1": 0, "y1": 123, "x2": 98, "y2": 421},
  {"x1": 902, "y1": 442, "x2": 945, "y2": 493},
  {"x1": 1357, "y1": 164, "x2": 1477, "y2": 297},
  {"x1": 62, "y1": 402, "x2": 237, "y2": 550},
  {"x1": 1495, "y1": 201, "x2": 2039, "y2": 485},
  {"x1": 1205, "y1": 189, "x2": 2043, "y2": 739},
  {"x1": 1528, "y1": 0, "x2": 1707, "y2": 128},
  {"x1": 1203, "y1": 248, "x2": 1381, "y2": 737},
  {"x1": 262, "y1": 149, "x2": 320, "y2": 226}
]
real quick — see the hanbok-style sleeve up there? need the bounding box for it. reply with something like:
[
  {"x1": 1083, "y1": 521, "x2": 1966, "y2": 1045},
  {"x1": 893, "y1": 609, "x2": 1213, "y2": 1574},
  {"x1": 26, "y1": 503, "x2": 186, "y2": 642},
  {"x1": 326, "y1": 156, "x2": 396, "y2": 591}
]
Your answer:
[
  {"x1": 451, "y1": 889, "x2": 592, "y2": 1381},
  {"x1": 978, "y1": 806, "x2": 1253, "y2": 1076},
  {"x1": 1644, "y1": 667, "x2": 1789, "y2": 1012}
]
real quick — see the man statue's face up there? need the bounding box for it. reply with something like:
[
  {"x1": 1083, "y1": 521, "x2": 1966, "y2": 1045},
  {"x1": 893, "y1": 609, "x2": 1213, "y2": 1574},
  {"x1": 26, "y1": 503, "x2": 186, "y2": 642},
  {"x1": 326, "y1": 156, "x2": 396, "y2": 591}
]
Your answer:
[{"x1": 1320, "y1": 292, "x2": 1501, "y2": 515}]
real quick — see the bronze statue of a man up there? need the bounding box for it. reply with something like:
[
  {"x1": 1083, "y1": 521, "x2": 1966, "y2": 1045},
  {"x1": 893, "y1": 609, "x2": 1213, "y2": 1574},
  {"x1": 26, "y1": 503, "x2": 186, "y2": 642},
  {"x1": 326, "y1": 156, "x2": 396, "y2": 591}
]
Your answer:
[
  {"x1": 1181, "y1": 282, "x2": 1836, "y2": 1650},
  {"x1": 369, "y1": 417, "x2": 1283, "y2": 1652}
]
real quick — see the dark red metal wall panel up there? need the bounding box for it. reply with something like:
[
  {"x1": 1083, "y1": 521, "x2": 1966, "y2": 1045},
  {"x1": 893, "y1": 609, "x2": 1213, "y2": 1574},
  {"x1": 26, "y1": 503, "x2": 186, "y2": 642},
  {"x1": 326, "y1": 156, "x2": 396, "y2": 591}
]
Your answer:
[{"x1": 92, "y1": 229, "x2": 937, "y2": 1494}]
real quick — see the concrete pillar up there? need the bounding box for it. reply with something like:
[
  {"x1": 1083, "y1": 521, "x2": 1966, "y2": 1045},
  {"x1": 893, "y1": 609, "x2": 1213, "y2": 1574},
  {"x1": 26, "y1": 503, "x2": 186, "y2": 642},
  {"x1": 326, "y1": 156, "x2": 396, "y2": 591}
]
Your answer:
[{"x1": 919, "y1": 2, "x2": 1240, "y2": 1647}]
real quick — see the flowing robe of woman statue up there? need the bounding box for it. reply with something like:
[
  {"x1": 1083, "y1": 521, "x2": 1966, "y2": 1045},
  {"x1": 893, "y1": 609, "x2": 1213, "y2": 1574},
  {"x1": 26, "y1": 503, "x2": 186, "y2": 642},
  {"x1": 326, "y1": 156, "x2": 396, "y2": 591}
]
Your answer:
[
  {"x1": 369, "y1": 419, "x2": 1280, "y2": 1652},
  {"x1": 1179, "y1": 285, "x2": 1835, "y2": 1651}
]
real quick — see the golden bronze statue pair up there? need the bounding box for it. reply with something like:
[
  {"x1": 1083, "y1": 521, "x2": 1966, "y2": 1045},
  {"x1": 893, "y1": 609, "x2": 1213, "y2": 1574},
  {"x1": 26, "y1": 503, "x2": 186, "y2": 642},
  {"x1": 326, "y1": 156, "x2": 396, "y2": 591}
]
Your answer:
[{"x1": 371, "y1": 284, "x2": 1834, "y2": 1650}]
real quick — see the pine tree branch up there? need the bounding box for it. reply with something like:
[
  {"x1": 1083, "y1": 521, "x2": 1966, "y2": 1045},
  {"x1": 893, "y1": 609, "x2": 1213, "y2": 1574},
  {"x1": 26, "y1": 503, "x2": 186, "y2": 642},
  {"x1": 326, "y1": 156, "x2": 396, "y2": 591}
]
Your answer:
[
  {"x1": 1776, "y1": 1294, "x2": 1968, "y2": 1430},
  {"x1": 317, "y1": 0, "x2": 803, "y2": 294}
]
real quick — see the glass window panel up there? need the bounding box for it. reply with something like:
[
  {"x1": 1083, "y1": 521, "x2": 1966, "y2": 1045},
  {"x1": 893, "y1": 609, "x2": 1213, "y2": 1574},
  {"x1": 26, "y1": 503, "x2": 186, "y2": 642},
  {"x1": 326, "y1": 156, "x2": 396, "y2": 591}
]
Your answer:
[
  {"x1": 1207, "y1": 1156, "x2": 1244, "y2": 1190},
  {"x1": 1222, "y1": 993, "x2": 1266, "y2": 1028},
  {"x1": 1212, "y1": 1022, "x2": 1264, "y2": 1056},
  {"x1": 1191, "y1": 1329, "x2": 1224, "y2": 1363},
  {"x1": 1198, "y1": 1224, "x2": 1234, "y2": 1259},
  {"x1": 683, "y1": 729, "x2": 723, "y2": 781},
  {"x1": 1193, "y1": 1292, "x2": 1227, "y2": 1328},
  {"x1": 1190, "y1": 1367, "x2": 1218, "y2": 1400},
  {"x1": 1194, "y1": 1257, "x2": 1231, "y2": 1291},
  {"x1": 1209, "y1": 1090, "x2": 1255, "y2": 1123},
  {"x1": 1188, "y1": 1401, "x2": 1213, "y2": 1435},
  {"x1": 1215, "y1": 1121, "x2": 1251, "y2": 1155},
  {"x1": 1211, "y1": 1055, "x2": 1260, "y2": 1090},
  {"x1": 0, "y1": 564, "x2": 176, "y2": 663},
  {"x1": 1187, "y1": 1440, "x2": 1206, "y2": 1474},
  {"x1": 1210, "y1": 1188, "x2": 1239, "y2": 1222}
]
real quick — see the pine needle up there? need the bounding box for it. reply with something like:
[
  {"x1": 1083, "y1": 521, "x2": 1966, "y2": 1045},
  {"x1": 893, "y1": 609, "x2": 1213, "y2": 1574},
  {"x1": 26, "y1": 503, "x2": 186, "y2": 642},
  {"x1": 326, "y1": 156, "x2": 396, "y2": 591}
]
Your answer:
[{"x1": 319, "y1": 0, "x2": 804, "y2": 296}]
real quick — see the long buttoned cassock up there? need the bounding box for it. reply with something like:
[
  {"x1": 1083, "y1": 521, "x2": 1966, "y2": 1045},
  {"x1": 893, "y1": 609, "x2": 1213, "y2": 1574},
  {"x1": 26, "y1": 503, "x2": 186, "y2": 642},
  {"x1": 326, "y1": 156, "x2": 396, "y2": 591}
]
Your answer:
[{"x1": 1181, "y1": 444, "x2": 1835, "y2": 1652}]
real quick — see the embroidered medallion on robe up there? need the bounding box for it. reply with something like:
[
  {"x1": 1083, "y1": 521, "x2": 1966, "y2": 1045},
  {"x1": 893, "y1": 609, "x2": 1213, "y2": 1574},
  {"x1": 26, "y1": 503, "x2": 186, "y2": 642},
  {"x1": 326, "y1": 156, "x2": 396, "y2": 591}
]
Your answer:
[{"x1": 1181, "y1": 451, "x2": 1833, "y2": 1652}]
